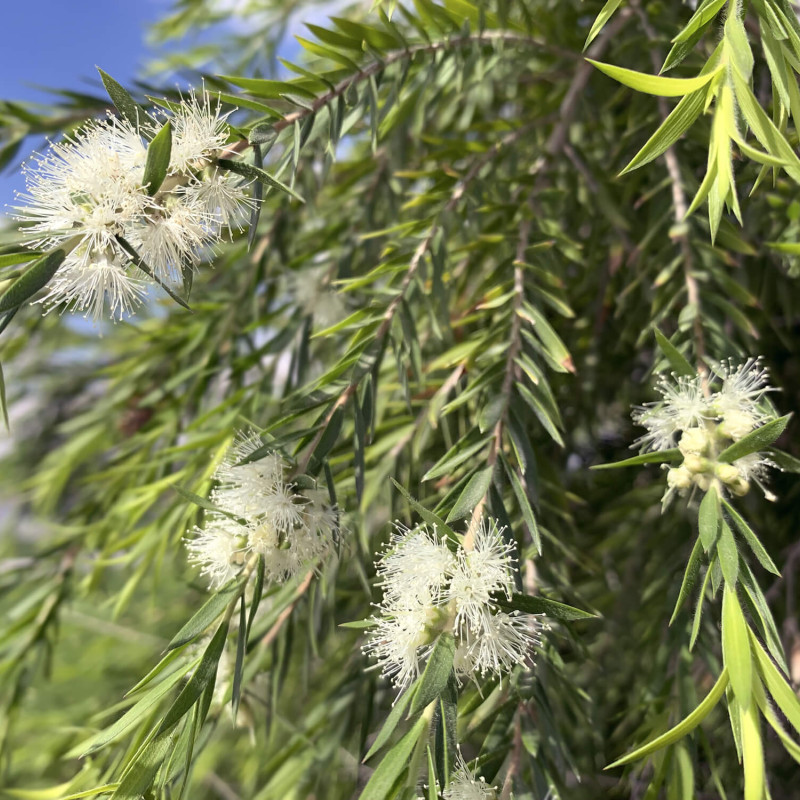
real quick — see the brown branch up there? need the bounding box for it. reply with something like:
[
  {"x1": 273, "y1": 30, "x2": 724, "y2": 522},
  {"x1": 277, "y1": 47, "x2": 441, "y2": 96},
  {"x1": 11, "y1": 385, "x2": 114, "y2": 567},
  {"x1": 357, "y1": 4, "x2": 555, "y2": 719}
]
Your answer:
[
  {"x1": 463, "y1": 206, "x2": 531, "y2": 549},
  {"x1": 296, "y1": 124, "x2": 533, "y2": 476},
  {"x1": 223, "y1": 30, "x2": 551, "y2": 160},
  {"x1": 261, "y1": 569, "x2": 315, "y2": 648},
  {"x1": 546, "y1": 8, "x2": 634, "y2": 156},
  {"x1": 632, "y1": 1, "x2": 707, "y2": 377}
]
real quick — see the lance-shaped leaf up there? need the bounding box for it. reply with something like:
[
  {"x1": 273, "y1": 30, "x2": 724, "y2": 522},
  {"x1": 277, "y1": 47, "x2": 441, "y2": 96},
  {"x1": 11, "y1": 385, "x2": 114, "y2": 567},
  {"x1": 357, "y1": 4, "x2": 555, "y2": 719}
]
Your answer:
[
  {"x1": 722, "y1": 585, "x2": 752, "y2": 710},
  {"x1": 115, "y1": 236, "x2": 192, "y2": 311},
  {"x1": 653, "y1": 327, "x2": 695, "y2": 377},
  {"x1": 591, "y1": 448, "x2": 681, "y2": 470},
  {"x1": 409, "y1": 633, "x2": 455, "y2": 716},
  {"x1": 168, "y1": 576, "x2": 245, "y2": 650},
  {"x1": 364, "y1": 679, "x2": 418, "y2": 761},
  {"x1": 158, "y1": 620, "x2": 227, "y2": 734},
  {"x1": 217, "y1": 157, "x2": 305, "y2": 203},
  {"x1": 583, "y1": 0, "x2": 624, "y2": 50},
  {"x1": 142, "y1": 121, "x2": 172, "y2": 195},
  {"x1": 606, "y1": 668, "x2": 729, "y2": 768},
  {"x1": 588, "y1": 59, "x2": 721, "y2": 96},
  {"x1": 494, "y1": 592, "x2": 597, "y2": 621},
  {"x1": 717, "y1": 415, "x2": 791, "y2": 463},
  {"x1": 359, "y1": 714, "x2": 429, "y2": 800},
  {"x1": 0, "y1": 249, "x2": 65, "y2": 315},
  {"x1": 98, "y1": 68, "x2": 148, "y2": 130},
  {"x1": 722, "y1": 500, "x2": 780, "y2": 576},
  {"x1": 751, "y1": 630, "x2": 800, "y2": 735}
]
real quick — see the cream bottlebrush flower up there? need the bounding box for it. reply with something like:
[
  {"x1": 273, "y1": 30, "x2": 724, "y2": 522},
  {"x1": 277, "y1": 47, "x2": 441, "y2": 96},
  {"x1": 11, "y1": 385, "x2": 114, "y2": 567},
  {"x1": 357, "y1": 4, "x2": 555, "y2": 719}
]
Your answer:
[
  {"x1": 449, "y1": 517, "x2": 515, "y2": 631},
  {"x1": 712, "y1": 357, "x2": 773, "y2": 440},
  {"x1": 168, "y1": 89, "x2": 233, "y2": 173},
  {"x1": 631, "y1": 372, "x2": 709, "y2": 452},
  {"x1": 38, "y1": 252, "x2": 148, "y2": 321},
  {"x1": 377, "y1": 524, "x2": 456, "y2": 606},
  {"x1": 362, "y1": 601, "x2": 440, "y2": 692},
  {"x1": 16, "y1": 119, "x2": 149, "y2": 253},
  {"x1": 186, "y1": 431, "x2": 337, "y2": 588},
  {"x1": 181, "y1": 169, "x2": 254, "y2": 232},
  {"x1": 365, "y1": 517, "x2": 541, "y2": 691},
  {"x1": 442, "y1": 757, "x2": 496, "y2": 800},
  {"x1": 185, "y1": 519, "x2": 246, "y2": 589},
  {"x1": 632, "y1": 358, "x2": 780, "y2": 503},
  {"x1": 128, "y1": 197, "x2": 210, "y2": 283}
]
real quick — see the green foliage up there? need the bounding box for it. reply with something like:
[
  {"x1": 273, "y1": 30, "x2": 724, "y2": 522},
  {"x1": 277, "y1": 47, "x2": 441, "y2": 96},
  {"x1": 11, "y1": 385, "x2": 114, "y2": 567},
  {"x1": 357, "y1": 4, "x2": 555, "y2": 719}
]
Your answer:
[{"x1": 1, "y1": 1, "x2": 800, "y2": 798}]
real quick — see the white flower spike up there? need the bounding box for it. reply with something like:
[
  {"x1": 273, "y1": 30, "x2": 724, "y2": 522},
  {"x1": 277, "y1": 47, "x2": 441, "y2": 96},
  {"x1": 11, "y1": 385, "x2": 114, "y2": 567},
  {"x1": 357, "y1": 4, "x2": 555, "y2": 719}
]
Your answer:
[
  {"x1": 364, "y1": 517, "x2": 543, "y2": 692},
  {"x1": 15, "y1": 89, "x2": 253, "y2": 323},
  {"x1": 185, "y1": 430, "x2": 338, "y2": 588}
]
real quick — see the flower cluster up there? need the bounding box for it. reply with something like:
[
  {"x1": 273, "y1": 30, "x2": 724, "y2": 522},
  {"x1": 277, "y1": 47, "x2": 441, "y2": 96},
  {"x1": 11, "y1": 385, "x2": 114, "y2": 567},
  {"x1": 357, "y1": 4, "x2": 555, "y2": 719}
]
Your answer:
[
  {"x1": 442, "y1": 757, "x2": 496, "y2": 800},
  {"x1": 363, "y1": 517, "x2": 542, "y2": 692},
  {"x1": 186, "y1": 431, "x2": 337, "y2": 588},
  {"x1": 632, "y1": 358, "x2": 778, "y2": 502},
  {"x1": 15, "y1": 91, "x2": 253, "y2": 321}
]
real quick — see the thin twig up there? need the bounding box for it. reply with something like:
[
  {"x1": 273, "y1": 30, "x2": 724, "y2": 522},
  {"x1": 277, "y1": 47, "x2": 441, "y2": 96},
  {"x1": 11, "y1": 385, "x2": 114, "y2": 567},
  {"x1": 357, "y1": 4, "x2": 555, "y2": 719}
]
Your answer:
[{"x1": 632, "y1": 2, "x2": 707, "y2": 377}]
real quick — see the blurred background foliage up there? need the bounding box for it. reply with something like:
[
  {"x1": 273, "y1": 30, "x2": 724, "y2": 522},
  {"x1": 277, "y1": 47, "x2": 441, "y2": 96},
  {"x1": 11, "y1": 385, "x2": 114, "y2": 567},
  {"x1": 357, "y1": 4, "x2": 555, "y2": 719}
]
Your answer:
[{"x1": 1, "y1": 0, "x2": 800, "y2": 798}]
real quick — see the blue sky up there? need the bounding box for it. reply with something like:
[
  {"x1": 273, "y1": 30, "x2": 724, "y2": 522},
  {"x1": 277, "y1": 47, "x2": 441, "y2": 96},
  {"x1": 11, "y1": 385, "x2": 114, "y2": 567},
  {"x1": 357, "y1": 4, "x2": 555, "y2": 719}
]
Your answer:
[{"x1": 0, "y1": 2, "x2": 163, "y2": 206}]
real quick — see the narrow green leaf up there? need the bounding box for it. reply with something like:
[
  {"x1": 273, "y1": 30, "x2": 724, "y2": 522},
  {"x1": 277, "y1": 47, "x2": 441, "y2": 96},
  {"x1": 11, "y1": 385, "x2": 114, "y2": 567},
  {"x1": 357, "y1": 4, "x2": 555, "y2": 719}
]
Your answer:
[
  {"x1": 717, "y1": 520, "x2": 739, "y2": 587},
  {"x1": 360, "y1": 715, "x2": 428, "y2": 800},
  {"x1": 73, "y1": 660, "x2": 193, "y2": 757},
  {"x1": 494, "y1": 592, "x2": 597, "y2": 622},
  {"x1": 591, "y1": 448, "x2": 682, "y2": 470},
  {"x1": 339, "y1": 618, "x2": 377, "y2": 629},
  {"x1": 217, "y1": 157, "x2": 306, "y2": 203},
  {"x1": 435, "y1": 675, "x2": 458, "y2": 788},
  {"x1": 739, "y1": 701, "x2": 765, "y2": 800},
  {"x1": 142, "y1": 121, "x2": 172, "y2": 195},
  {"x1": 445, "y1": 467, "x2": 493, "y2": 522},
  {"x1": 168, "y1": 577, "x2": 244, "y2": 650},
  {"x1": 364, "y1": 680, "x2": 418, "y2": 761},
  {"x1": 409, "y1": 633, "x2": 455, "y2": 716},
  {"x1": 115, "y1": 236, "x2": 192, "y2": 311},
  {"x1": 246, "y1": 555, "x2": 265, "y2": 641},
  {"x1": 698, "y1": 485, "x2": 720, "y2": 552},
  {"x1": 588, "y1": 59, "x2": 720, "y2": 96},
  {"x1": 731, "y1": 67, "x2": 800, "y2": 183},
  {"x1": 307, "y1": 404, "x2": 344, "y2": 474},
  {"x1": 172, "y1": 483, "x2": 246, "y2": 526},
  {"x1": 717, "y1": 415, "x2": 791, "y2": 463},
  {"x1": 751, "y1": 631, "x2": 800, "y2": 735},
  {"x1": 606, "y1": 669, "x2": 729, "y2": 768},
  {"x1": 653, "y1": 327, "x2": 695, "y2": 376},
  {"x1": 670, "y1": 535, "x2": 704, "y2": 624},
  {"x1": 158, "y1": 620, "x2": 227, "y2": 734},
  {"x1": 231, "y1": 595, "x2": 246, "y2": 721},
  {"x1": 112, "y1": 730, "x2": 179, "y2": 800},
  {"x1": 0, "y1": 362, "x2": 8, "y2": 430},
  {"x1": 0, "y1": 251, "x2": 41, "y2": 269},
  {"x1": 0, "y1": 249, "x2": 65, "y2": 315},
  {"x1": 583, "y1": 0, "x2": 624, "y2": 50},
  {"x1": 722, "y1": 584, "x2": 752, "y2": 710},
  {"x1": 503, "y1": 456, "x2": 541, "y2": 555},
  {"x1": 390, "y1": 478, "x2": 460, "y2": 545},
  {"x1": 220, "y1": 75, "x2": 317, "y2": 99},
  {"x1": 722, "y1": 501, "x2": 780, "y2": 575},
  {"x1": 98, "y1": 68, "x2": 147, "y2": 130}
]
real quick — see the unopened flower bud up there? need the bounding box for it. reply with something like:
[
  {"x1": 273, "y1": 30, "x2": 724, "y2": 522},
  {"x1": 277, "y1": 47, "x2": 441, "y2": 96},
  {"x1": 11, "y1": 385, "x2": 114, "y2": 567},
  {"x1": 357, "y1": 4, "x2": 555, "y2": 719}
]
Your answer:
[
  {"x1": 667, "y1": 466, "x2": 692, "y2": 490},
  {"x1": 715, "y1": 463, "x2": 741, "y2": 484},
  {"x1": 684, "y1": 454, "x2": 711, "y2": 474},
  {"x1": 693, "y1": 473, "x2": 712, "y2": 492},
  {"x1": 729, "y1": 477, "x2": 750, "y2": 497},
  {"x1": 679, "y1": 427, "x2": 710, "y2": 456}
]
